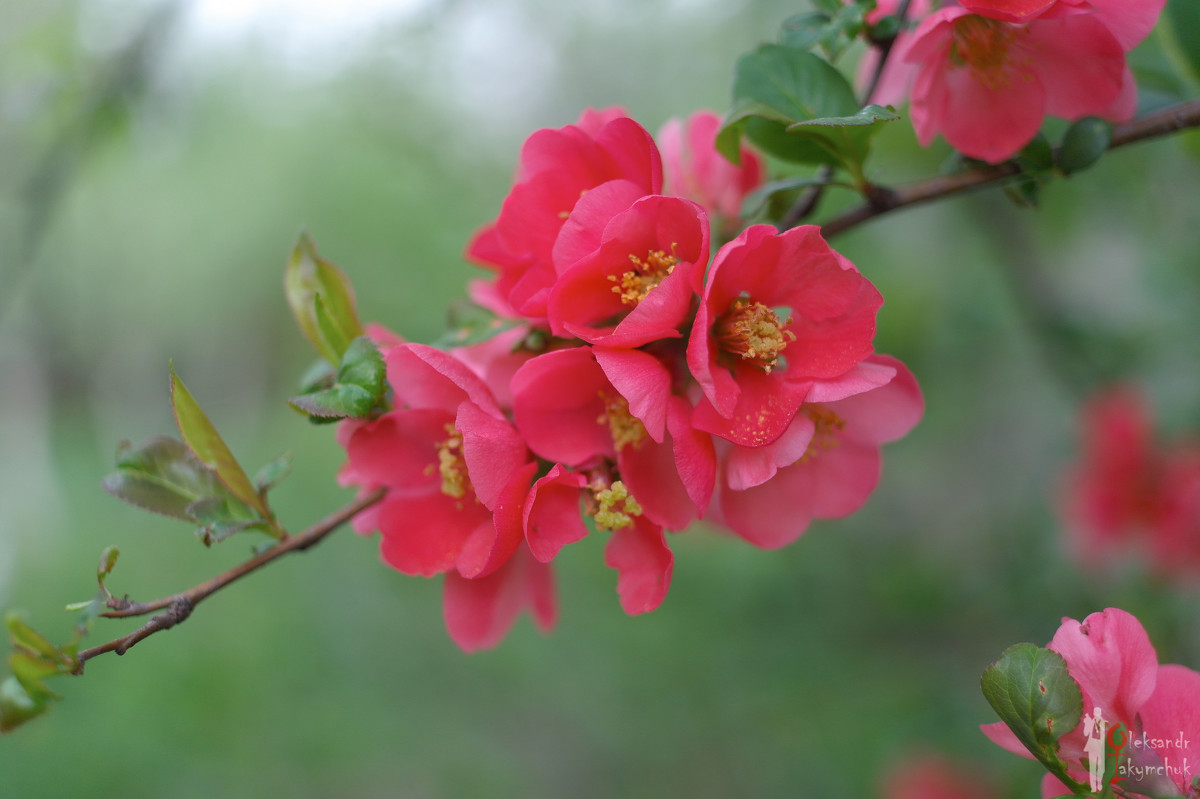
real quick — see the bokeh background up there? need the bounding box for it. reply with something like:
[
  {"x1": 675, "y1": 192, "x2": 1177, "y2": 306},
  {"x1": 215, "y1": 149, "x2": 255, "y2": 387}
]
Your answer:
[{"x1": 2, "y1": 1, "x2": 1199, "y2": 796}]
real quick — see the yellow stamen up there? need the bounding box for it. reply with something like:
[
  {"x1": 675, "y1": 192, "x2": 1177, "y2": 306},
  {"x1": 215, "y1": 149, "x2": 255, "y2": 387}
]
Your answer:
[
  {"x1": 949, "y1": 16, "x2": 1027, "y2": 90},
  {"x1": 591, "y1": 480, "x2": 643, "y2": 531},
  {"x1": 800, "y1": 405, "x2": 846, "y2": 462},
  {"x1": 608, "y1": 246, "x2": 679, "y2": 306},
  {"x1": 596, "y1": 391, "x2": 648, "y2": 452},
  {"x1": 427, "y1": 423, "x2": 471, "y2": 499},
  {"x1": 713, "y1": 296, "x2": 796, "y2": 373}
]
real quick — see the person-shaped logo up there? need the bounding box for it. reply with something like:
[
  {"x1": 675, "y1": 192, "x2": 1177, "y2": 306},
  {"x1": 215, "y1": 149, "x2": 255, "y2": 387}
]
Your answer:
[{"x1": 1083, "y1": 707, "x2": 1108, "y2": 791}]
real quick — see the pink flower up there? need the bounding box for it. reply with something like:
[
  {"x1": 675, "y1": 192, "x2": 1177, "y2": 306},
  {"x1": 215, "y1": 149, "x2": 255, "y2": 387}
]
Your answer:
[
  {"x1": 712, "y1": 355, "x2": 924, "y2": 549},
  {"x1": 466, "y1": 109, "x2": 662, "y2": 319},
  {"x1": 901, "y1": 0, "x2": 1163, "y2": 163},
  {"x1": 880, "y1": 754, "x2": 1000, "y2": 799},
  {"x1": 443, "y1": 546, "x2": 556, "y2": 653},
  {"x1": 905, "y1": 7, "x2": 1123, "y2": 163},
  {"x1": 340, "y1": 344, "x2": 533, "y2": 578},
  {"x1": 338, "y1": 342, "x2": 565, "y2": 651},
  {"x1": 546, "y1": 194, "x2": 709, "y2": 348},
  {"x1": 687, "y1": 224, "x2": 883, "y2": 448},
  {"x1": 510, "y1": 346, "x2": 705, "y2": 530},
  {"x1": 657, "y1": 110, "x2": 764, "y2": 238},
  {"x1": 982, "y1": 608, "x2": 1200, "y2": 798},
  {"x1": 1059, "y1": 385, "x2": 1200, "y2": 579}
]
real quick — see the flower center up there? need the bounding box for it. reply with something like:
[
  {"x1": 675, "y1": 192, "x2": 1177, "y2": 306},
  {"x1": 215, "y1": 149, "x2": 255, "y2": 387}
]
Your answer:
[
  {"x1": 609, "y1": 246, "x2": 678, "y2": 306},
  {"x1": 713, "y1": 296, "x2": 795, "y2": 373},
  {"x1": 597, "y1": 391, "x2": 648, "y2": 451},
  {"x1": 949, "y1": 15, "x2": 1022, "y2": 89},
  {"x1": 801, "y1": 405, "x2": 846, "y2": 462},
  {"x1": 432, "y1": 423, "x2": 471, "y2": 499},
  {"x1": 590, "y1": 480, "x2": 643, "y2": 531}
]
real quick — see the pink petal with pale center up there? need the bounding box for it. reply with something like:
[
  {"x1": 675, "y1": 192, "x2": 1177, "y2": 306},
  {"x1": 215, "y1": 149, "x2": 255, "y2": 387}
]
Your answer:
[
  {"x1": 604, "y1": 516, "x2": 674, "y2": 614},
  {"x1": 443, "y1": 547, "x2": 557, "y2": 652}
]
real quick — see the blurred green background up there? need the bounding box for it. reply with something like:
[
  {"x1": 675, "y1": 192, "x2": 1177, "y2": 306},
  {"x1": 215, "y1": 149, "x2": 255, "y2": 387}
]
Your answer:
[{"x1": 2, "y1": 1, "x2": 1199, "y2": 796}]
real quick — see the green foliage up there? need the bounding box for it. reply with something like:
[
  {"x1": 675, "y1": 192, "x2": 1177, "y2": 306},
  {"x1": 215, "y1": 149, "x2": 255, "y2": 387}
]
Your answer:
[
  {"x1": 717, "y1": 45, "x2": 896, "y2": 179},
  {"x1": 779, "y1": 0, "x2": 871, "y2": 62},
  {"x1": 284, "y1": 233, "x2": 365, "y2": 365},
  {"x1": 1, "y1": 614, "x2": 78, "y2": 733},
  {"x1": 981, "y1": 644, "x2": 1086, "y2": 794},
  {"x1": 170, "y1": 364, "x2": 274, "y2": 528},
  {"x1": 288, "y1": 335, "x2": 387, "y2": 422}
]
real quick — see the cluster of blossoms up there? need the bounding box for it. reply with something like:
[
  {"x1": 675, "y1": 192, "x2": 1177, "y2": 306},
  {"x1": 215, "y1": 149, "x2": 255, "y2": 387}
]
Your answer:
[
  {"x1": 1059, "y1": 385, "x2": 1200, "y2": 581},
  {"x1": 336, "y1": 108, "x2": 923, "y2": 650},
  {"x1": 983, "y1": 608, "x2": 1200, "y2": 798},
  {"x1": 869, "y1": 0, "x2": 1166, "y2": 163}
]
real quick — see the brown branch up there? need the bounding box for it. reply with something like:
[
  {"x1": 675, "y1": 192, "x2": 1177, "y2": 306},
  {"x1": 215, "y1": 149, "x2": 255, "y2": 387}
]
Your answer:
[
  {"x1": 73, "y1": 487, "x2": 386, "y2": 671},
  {"x1": 818, "y1": 98, "x2": 1200, "y2": 239}
]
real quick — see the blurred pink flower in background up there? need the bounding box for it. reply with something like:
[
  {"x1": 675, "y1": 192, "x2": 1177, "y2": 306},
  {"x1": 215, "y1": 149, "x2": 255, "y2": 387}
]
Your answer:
[
  {"x1": 880, "y1": 754, "x2": 999, "y2": 799},
  {"x1": 657, "y1": 110, "x2": 764, "y2": 238},
  {"x1": 1059, "y1": 385, "x2": 1200, "y2": 580}
]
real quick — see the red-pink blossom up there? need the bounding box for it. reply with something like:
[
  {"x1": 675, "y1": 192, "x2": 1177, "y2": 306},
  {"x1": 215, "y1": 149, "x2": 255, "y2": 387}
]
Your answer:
[
  {"x1": 546, "y1": 194, "x2": 709, "y2": 348},
  {"x1": 904, "y1": 5, "x2": 1130, "y2": 163},
  {"x1": 466, "y1": 109, "x2": 662, "y2": 319},
  {"x1": 880, "y1": 755, "x2": 1000, "y2": 799},
  {"x1": 510, "y1": 346, "x2": 705, "y2": 530},
  {"x1": 657, "y1": 110, "x2": 764, "y2": 238},
  {"x1": 1060, "y1": 385, "x2": 1200, "y2": 579},
  {"x1": 982, "y1": 608, "x2": 1200, "y2": 798},
  {"x1": 687, "y1": 224, "x2": 883, "y2": 448},
  {"x1": 443, "y1": 545, "x2": 556, "y2": 653},
  {"x1": 712, "y1": 355, "x2": 923, "y2": 549}
]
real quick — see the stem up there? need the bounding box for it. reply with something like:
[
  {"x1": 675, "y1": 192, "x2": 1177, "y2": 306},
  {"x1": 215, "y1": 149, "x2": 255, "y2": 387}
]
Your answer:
[
  {"x1": 73, "y1": 487, "x2": 386, "y2": 671},
  {"x1": 819, "y1": 98, "x2": 1200, "y2": 239}
]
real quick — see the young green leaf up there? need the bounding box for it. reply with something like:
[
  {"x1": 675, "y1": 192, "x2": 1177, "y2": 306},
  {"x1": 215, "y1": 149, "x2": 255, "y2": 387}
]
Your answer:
[
  {"x1": 0, "y1": 675, "x2": 51, "y2": 733},
  {"x1": 102, "y1": 436, "x2": 228, "y2": 521},
  {"x1": 718, "y1": 46, "x2": 883, "y2": 171},
  {"x1": 169, "y1": 363, "x2": 269, "y2": 520},
  {"x1": 284, "y1": 233, "x2": 364, "y2": 364},
  {"x1": 253, "y1": 453, "x2": 293, "y2": 495},
  {"x1": 981, "y1": 644, "x2": 1087, "y2": 792},
  {"x1": 288, "y1": 336, "x2": 387, "y2": 422},
  {"x1": 6, "y1": 613, "x2": 61, "y2": 661}
]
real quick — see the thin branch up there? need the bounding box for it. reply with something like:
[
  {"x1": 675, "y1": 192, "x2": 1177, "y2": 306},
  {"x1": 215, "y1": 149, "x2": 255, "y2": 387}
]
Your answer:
[
  {"x1": 73, "y1": 488, "x2": 386, "y2": 671},
  {"x1": 819, "y1": 98, "x2": 1200, "y2": 239}
]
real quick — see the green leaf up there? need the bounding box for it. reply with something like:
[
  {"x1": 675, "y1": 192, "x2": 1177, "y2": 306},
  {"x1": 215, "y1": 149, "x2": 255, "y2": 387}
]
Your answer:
[
  {"x1": 8, "y1": 652, "x2": 66, "y2": 696},
  {"x1": 785, "y1": 104, "x2": 900, "y2": 169},
  {"x1": 719, "y1": 46, "x2": 885, "y2": 171},
  {"x1": 981, "y1": 644, "x2": 1086, "y2": 792},
  {"x1": 778, "y1": 12, "x2": 830, "y2": 53},
  {"x1": 289, "y1": 383, "x2": 376, "y2": 419},
  {"x1": 288, "y1": 336, "x2": 386, "y2": 422},
  {"x1": 6, "y1": 613, "x2": 60, "y2": 661},
  {"x1": 102, "y1": 436, "x2": 229, "y2": 521},
  {"x1": 1057, "y1": 117, "x2": 1112, "y2": 175},
  {"x1": 0, "y1": 675, "x2": 51, "y2": 733},
  {"x1": 97, "y1": 546, "x2": 119, "y2": 586},
  {"x1": 253, "y1": 453, "x2": 293, "y2": 494},
  {"x1": 336, "y1": 337, "x2": 386, "y2": 398},
  {"x1": 170, "y1": 363, "x2": 269, "y2": 520},
  {"x1": 284, "y1": 233, "x2": 364, "y2": 364}
]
